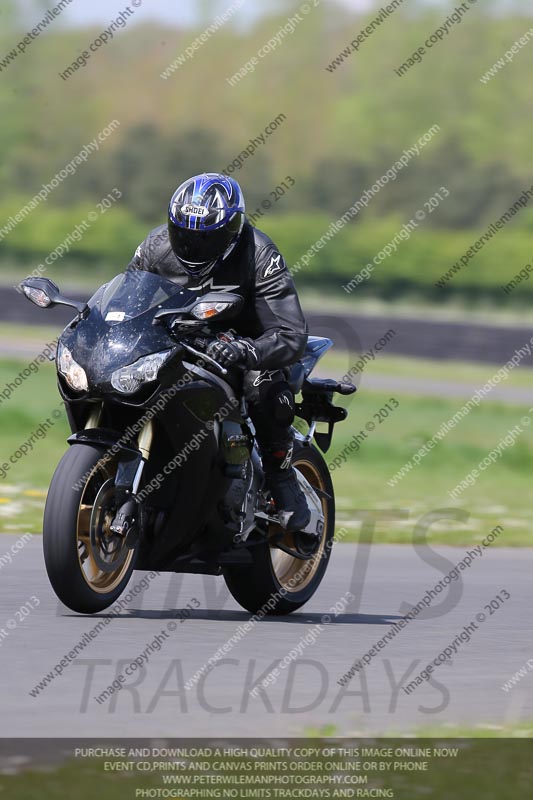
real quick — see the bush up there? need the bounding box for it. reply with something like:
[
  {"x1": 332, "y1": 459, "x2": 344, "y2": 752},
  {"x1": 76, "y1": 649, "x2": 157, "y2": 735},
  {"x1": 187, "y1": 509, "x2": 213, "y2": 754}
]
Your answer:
[{"x1": 2, "y1": 201, "x2": 532, "y2": 305}]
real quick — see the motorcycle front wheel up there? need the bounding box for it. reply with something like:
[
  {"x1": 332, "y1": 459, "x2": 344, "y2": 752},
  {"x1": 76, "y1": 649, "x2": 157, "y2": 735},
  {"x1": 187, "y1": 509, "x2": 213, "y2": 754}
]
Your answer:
[{"x1": 43, "y1": 444, "x2": 138, "y2": 614}]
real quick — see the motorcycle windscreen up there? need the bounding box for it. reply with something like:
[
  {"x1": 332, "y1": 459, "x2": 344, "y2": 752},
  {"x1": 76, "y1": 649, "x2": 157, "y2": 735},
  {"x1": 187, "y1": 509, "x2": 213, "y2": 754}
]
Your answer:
[
  {"x1": 97, "y1": 270, "x2": 188, "y2": 322},
  {"x1": 60, "y1": 270, "x2": 198, "y2": 388}
]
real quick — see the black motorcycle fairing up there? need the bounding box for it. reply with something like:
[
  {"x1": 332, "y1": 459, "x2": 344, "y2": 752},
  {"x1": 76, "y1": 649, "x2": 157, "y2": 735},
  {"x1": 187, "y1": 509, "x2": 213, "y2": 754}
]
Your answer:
[
  {"x1": 135, "y1": 394, "x2": 252, "y2": 571},
  {"x1": 59, "y1": 372, "x2": 251, "y2": 570},
  {"x1": 67, "y1": 428, "x2": 141, "y2": 460},
  {"x1": 59, "y1": 271, "x2": 206, "y2": 395},
  {"x1": 51, "y1": 269, "x2": 338, "y2": 572}
]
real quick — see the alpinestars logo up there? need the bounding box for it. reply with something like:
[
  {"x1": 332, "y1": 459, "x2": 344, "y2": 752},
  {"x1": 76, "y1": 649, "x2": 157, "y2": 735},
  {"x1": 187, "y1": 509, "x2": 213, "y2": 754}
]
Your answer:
[
  {"x1": 241, "y1": 340, "x2": 258, "y2": 363},
  {"x1": 188, "y1": 278, "x2": 240, "y2": 293},
  {"x1": 253, "y1": 370, "x2": 278, "y2": 387},
  {"x1": 280, "y1": 443, "x2": 293, "y2": 470},
  {"x1": 262, "y1": 253, "x2": 284, "y2": 279}
]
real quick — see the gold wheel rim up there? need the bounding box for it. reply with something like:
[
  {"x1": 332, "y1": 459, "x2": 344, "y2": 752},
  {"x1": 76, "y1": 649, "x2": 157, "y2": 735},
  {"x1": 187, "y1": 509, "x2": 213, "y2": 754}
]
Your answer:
[
  {"x1": 269, "y1": 456, "x2": 328, "y2": 593},
  {"x1": 76, "y1": 461, "x2": 135, "y2": 594}
]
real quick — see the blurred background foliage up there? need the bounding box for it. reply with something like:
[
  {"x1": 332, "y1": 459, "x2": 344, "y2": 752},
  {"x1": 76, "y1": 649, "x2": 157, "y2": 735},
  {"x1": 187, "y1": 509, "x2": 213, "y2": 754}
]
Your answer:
[{"x1": 0, "y1": 0, "x2": 532, "y2": 306}]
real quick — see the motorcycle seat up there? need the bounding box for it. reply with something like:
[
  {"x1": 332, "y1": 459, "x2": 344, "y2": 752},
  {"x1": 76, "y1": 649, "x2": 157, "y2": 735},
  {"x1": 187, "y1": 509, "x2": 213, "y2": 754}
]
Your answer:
[
  {"x1": 287, "y1": 336, "x2": 333, "y2": 395},
  {"x1": 287, "y1": 362, "x2": 306, "y2": 394}
]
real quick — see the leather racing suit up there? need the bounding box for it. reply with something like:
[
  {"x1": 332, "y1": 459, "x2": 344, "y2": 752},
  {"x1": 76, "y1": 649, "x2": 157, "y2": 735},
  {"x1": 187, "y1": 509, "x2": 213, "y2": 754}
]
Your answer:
[{"x1": 127, "y1": 220, "x2": 309, "y2": 522}]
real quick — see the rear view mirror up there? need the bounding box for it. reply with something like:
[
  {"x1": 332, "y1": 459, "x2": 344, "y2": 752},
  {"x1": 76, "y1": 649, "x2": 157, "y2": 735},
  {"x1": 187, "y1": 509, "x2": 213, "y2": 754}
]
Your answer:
[{"x1": 20, "y1": 277, "x2": 88, "y2": 316}]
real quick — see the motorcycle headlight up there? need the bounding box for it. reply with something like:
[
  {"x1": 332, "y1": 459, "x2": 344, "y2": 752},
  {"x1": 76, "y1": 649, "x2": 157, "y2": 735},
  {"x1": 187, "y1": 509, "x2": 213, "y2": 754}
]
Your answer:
[
  {"x1": 57, "y1": 342, "x2": 89, "y2": 392},
  {"x1": 111, "y1": 350, "x2": 172, "y2": 395}
]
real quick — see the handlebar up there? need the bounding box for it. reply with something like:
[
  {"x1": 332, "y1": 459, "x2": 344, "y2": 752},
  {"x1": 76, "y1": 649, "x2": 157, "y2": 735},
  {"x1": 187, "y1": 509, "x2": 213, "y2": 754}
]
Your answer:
[
  {"x1": 303, "y1": 378, "x2": 357, "y2": 395},
  {"x1": 180, "y1": 341, "x2": 229, "y2": 376}
]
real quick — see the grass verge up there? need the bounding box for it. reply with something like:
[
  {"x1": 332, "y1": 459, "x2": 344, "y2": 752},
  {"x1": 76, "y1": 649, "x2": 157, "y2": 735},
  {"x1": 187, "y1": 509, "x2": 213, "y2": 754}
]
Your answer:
[{"x1": 0, "y1": 353, "x2": 531, "y2": 544}]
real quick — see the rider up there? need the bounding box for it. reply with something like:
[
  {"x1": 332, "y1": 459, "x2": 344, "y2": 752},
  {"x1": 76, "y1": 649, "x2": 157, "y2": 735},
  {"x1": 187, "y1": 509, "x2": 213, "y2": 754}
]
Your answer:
[{"x1": 128, "y1": 173, "x2": 311, "y2": 533}]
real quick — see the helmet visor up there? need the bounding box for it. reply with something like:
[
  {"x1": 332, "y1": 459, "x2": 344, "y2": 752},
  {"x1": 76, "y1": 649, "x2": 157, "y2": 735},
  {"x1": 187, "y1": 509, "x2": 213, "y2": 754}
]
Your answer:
[{"x1": 168, "y1": 222, "x2": 235, "y2": 266}]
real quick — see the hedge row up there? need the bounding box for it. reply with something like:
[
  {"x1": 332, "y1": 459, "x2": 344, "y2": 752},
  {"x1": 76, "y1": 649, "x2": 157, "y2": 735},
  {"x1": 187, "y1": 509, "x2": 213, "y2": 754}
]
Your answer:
[{"x1": 1, "y1": 201, "x2": 532, "y2": 303}]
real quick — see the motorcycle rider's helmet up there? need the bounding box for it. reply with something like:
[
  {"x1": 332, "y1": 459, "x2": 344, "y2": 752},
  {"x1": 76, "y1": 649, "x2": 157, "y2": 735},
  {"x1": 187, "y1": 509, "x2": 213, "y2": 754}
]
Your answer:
[{"x1": 168, "y1": 173, "x2": 245, "y2": 280}]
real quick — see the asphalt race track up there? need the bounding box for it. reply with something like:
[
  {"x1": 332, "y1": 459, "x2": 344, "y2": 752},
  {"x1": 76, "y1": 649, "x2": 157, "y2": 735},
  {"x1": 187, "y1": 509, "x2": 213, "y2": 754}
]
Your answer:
[{"x1": 1, "y1": 534, "x2": 531, "y2": 737}]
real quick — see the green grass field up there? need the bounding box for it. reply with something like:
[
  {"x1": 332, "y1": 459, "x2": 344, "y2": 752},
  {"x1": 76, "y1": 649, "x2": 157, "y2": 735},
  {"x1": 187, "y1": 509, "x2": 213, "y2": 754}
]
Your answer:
[
  {"x1": 324, "y1": 349, "x2": 533, "y2": 389},
  {"x1": 0, "y1": 345, "x2": 531, "y2": 545}
]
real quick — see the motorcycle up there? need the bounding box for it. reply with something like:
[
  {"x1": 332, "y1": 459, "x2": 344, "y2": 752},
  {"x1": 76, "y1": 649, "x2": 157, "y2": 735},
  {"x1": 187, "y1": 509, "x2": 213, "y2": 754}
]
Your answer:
[{"x1": 20, "y1": 270, "x2": 355, "y2": 615}]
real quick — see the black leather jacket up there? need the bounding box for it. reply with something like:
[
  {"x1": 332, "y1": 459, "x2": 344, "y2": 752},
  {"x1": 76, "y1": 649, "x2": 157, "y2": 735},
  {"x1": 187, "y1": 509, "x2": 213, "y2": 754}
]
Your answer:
[{"x1": 128, "y1": 221, "x2": 308, "y2": 370}]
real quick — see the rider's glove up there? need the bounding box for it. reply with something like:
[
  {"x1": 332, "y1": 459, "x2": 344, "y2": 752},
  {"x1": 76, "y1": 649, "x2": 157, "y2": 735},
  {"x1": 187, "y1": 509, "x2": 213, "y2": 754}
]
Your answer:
[{"x1": 206, "y1": 335, "x2": 259, "y2": 369}]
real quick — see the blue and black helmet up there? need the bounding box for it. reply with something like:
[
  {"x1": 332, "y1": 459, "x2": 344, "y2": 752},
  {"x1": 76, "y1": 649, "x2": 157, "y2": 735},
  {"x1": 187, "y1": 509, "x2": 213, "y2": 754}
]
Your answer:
[{"x1": 168, "y1": 173, "x2": 245, "y2": 279}]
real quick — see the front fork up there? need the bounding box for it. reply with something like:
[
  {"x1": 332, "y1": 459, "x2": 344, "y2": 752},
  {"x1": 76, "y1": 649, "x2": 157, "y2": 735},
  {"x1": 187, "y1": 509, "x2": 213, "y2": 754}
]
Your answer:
[
  {"x1": 111, "y1": 420, "x2": 154, "y2": 540},
  {"x1": 132, "y1": 421, "x2": 154, "y2": 493},
  {"x1": 84, "y1": 405, "x2": 154, "y2": 540},
  {"x1": 85, "y1": 404, "x2": 154, "y2": 491}
]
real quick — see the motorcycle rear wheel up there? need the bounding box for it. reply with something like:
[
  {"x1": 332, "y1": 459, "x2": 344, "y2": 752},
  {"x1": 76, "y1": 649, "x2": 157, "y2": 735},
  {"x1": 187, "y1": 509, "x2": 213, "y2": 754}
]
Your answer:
[{"x1": 223, "y1": 441, "x2": 335, "y2": 615}]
